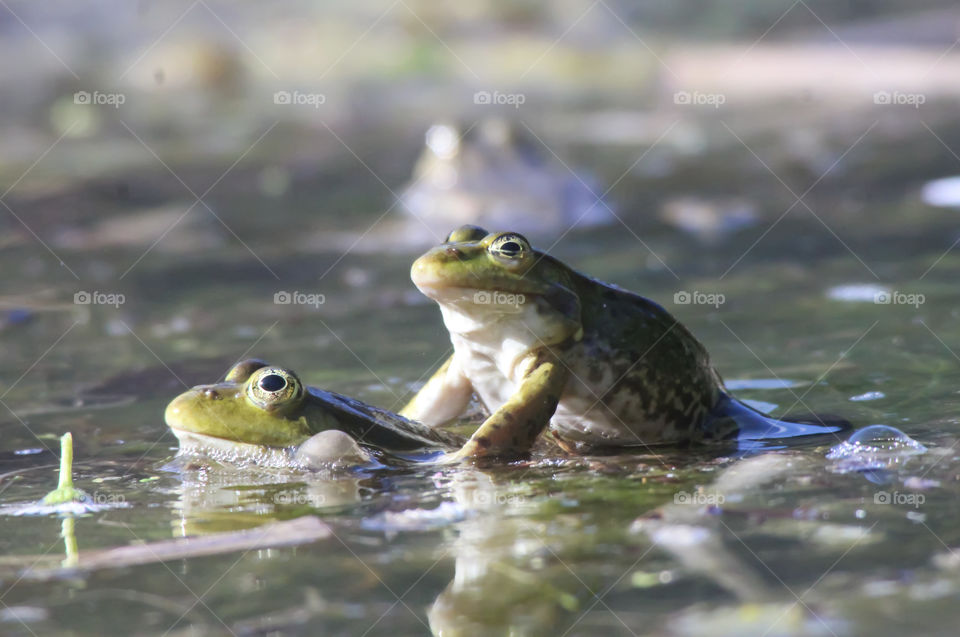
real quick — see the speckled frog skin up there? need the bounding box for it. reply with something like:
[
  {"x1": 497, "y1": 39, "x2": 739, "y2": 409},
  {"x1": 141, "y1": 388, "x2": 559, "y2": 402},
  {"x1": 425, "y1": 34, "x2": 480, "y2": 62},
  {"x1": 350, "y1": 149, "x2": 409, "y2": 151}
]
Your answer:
[{"x1": 402, "y1": 225, "x2": 847, "y2": 457}]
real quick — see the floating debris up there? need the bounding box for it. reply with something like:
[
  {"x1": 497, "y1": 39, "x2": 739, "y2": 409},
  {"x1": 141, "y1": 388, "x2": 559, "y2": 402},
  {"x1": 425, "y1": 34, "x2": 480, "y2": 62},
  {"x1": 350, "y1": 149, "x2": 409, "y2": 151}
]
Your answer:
[{"x1": 25, "y1": 516, "x2": 332, "y2": 579}]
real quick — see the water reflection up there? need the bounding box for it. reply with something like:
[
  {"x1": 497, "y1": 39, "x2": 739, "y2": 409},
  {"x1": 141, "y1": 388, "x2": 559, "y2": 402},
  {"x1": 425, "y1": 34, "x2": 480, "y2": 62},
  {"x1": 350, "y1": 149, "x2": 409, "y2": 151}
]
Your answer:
[{"x1": 163, "y1": 451, "x2": 860, "y2": 635}]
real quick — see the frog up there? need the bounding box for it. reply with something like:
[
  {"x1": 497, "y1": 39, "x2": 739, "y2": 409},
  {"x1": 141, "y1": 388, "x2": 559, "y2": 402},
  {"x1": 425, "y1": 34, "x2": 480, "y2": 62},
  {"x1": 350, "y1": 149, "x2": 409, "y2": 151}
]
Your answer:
[
  {"x1": 400, "y1": 225, "x2": 849, "y2": 457},
  {"x1": 164, "y1": 359, "x2": 475, "y2": 468},
  {"x1": 400, "y1": 120, "x2": 612, "y2": 244},
  {"x1": 304, "y1": 119, "x2": 612, "y2": 256}
]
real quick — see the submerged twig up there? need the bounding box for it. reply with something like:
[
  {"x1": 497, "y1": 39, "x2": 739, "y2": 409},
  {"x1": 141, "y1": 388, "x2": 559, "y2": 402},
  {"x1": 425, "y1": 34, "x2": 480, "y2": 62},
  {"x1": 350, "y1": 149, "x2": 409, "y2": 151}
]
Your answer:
[{"x1": 25, "y1": 516, "x2": 332, "y2": 580}]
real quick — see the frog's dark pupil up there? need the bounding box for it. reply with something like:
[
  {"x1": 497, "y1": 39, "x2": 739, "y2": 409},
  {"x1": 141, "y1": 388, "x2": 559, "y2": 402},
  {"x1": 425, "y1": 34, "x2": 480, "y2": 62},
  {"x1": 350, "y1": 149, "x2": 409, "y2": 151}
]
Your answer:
[
  {"x1": 259, "y1": 374, "x2": 286, "y2": 392},
  {"x1": 499, "y1": 241, "x2": 521, "y2": 255}
]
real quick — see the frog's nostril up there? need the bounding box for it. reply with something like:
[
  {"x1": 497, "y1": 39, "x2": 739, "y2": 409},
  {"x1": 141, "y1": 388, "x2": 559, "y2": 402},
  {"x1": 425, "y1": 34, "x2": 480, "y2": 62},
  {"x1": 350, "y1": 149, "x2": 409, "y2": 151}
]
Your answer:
[
  {"x1": 203, "y1": 389, "x2": 220, "y2": 400},
  {"x1": 444, "y1": 246, "x2": 461, "y2": 258}
]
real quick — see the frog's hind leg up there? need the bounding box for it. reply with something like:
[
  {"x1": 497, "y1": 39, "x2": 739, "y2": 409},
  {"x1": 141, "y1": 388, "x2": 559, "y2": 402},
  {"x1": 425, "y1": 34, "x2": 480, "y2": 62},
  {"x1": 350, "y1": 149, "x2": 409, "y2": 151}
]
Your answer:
[{"x1": 705, "y1": 393, "x2": 851, "y2": 449}]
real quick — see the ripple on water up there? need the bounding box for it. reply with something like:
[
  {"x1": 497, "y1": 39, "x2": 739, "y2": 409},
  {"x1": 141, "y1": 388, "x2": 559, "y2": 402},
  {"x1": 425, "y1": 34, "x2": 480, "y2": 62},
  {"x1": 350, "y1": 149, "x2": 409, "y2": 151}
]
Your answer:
[
  {"x1": 725, "y1": 378, "x2": 803, "y2": 390},
  {"x1": 1, "y1": 499, "x2": 129, "y2": 516}
]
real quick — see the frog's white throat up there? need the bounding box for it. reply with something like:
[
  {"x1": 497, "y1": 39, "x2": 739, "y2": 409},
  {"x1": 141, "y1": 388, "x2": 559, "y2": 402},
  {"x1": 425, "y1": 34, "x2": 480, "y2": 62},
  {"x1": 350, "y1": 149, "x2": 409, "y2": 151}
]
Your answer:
[
  {"x1": 428, "y1": 288, "x2": 556, "y2": 381},
  {"x1": 170, "y1": 428, "x2": 296, "y2": 468}
]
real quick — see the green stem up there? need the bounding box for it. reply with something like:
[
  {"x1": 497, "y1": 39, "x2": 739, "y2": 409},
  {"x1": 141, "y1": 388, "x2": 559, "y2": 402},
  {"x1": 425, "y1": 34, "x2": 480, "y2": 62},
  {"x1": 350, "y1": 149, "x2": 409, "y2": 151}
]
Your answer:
[
  {"x1": 61, "y1": 517, "x2": 78, "y2": 568},
  {"x1": 57, "y1": 432, "x2": 74, "y2": 491},
  {"x1": 41, "y1": 432, "x2": 88, "y2": 506}
]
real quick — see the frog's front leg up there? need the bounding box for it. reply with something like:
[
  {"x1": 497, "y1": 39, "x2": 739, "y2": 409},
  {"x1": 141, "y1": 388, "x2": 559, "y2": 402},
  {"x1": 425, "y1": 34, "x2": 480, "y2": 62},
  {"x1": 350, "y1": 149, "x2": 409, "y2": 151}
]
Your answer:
[
  {"x1": 449, "y1": 351, "x2": 568, "y2": 460},
  {"x1": 399, "y1": 354, "x2": 473, "y2": 427}
]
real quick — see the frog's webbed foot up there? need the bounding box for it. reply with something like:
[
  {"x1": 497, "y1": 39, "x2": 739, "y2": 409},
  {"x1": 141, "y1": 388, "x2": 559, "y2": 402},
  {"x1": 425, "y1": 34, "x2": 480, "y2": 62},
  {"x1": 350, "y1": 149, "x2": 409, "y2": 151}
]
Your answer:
[{"x1": 707, "y1": 393, "x2": 852, "y2": 452}]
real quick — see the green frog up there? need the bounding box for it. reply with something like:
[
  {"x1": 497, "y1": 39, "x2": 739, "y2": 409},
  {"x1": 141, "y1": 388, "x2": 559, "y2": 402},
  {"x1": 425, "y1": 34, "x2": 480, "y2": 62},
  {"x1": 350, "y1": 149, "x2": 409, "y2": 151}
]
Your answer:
[
  {"x1": 164, "y1": 359, "x2": 470, "y2": 468},
  {"x1": 401, "y1": 225, "x2": 848, "y2": 457}
]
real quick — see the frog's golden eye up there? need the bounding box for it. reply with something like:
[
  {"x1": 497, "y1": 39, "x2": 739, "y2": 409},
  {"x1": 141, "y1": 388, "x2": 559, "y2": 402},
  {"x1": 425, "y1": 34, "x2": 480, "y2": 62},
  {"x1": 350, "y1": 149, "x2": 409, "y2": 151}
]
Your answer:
[
  {"x1": 225, "y1": 358, "x2": 269, "y2": 383},
  {"x1": 488, "y1": 233, "x2": 530, "y2": 260},
  {"x1": 445, "y1": 225, "x2": 488, "y2": 244},
  {"x1": 246, "y1": 367, "x2": 303, "y2": 411}
]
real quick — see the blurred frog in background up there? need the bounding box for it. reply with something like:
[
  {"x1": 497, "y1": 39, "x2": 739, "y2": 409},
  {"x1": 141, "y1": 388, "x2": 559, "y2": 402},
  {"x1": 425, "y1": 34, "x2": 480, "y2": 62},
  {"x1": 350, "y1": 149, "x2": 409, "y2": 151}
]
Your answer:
[{"x1": 401, "y1": 119, "x2": 614, "y2": 243}]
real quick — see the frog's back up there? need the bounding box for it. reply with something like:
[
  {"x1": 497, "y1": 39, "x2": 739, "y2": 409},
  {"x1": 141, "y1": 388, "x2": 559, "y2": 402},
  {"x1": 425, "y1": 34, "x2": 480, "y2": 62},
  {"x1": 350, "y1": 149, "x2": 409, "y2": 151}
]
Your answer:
[
  {"x1": 550, "y1": 274, "x2": 723, "y2": 447},
  {"x1": 307, "y1": 388, "x2": 465, "y2": 452}
]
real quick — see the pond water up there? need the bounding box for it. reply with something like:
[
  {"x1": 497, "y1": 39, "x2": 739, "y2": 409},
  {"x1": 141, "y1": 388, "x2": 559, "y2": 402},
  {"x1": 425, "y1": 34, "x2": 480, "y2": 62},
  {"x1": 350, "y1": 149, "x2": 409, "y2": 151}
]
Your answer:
[
  {"x1": 3, "y1": 6, "x2": 960, "y2": 632},
  {"x1": 4, "y1": 123, "x2": 960, "y2": 635}
]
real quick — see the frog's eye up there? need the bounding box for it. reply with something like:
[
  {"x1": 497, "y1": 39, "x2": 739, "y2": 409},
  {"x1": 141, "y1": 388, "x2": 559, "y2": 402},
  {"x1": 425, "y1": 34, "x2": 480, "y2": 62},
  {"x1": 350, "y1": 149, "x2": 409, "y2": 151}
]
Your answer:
[
  {"x1": 445, "y1": 225, "x2": 488, "y2": 244},
  {"x1": 246, "y1": 367, "x2": 303, "y2": 411},
  {"x1": 488, "y1": 233, "x2": 530, "y2": 260},
  {"x1": 225, "y1": 358, "x2": 270, "y2": 383}
]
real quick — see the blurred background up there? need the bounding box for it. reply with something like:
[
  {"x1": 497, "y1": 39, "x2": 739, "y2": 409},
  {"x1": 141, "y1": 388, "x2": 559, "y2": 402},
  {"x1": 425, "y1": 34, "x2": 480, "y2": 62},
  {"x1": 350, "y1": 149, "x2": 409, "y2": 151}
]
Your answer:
[
  {"x1": 3, "y1": 2, "x2": 960, "y2": 368},
  {"x1": 3, "y1": 0, "x2": 960, "y2": 357},
  {"x1": 3, "y1": 2, "x2": 960, "y2": 635}
]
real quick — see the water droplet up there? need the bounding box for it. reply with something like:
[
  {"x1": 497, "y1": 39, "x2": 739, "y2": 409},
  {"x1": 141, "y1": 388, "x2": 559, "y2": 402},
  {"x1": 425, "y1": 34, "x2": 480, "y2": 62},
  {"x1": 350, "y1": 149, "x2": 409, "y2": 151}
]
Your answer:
[{"x1": 827, "y1": 425, "x2": 927, "y2": 474}]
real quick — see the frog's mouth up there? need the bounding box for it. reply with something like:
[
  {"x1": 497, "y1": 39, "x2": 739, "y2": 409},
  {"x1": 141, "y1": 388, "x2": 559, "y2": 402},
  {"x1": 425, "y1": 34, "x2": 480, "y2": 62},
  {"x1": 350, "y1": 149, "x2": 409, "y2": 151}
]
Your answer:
[{"x1": 410, "y1": 252, "x2": 544, "y2": 300}]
